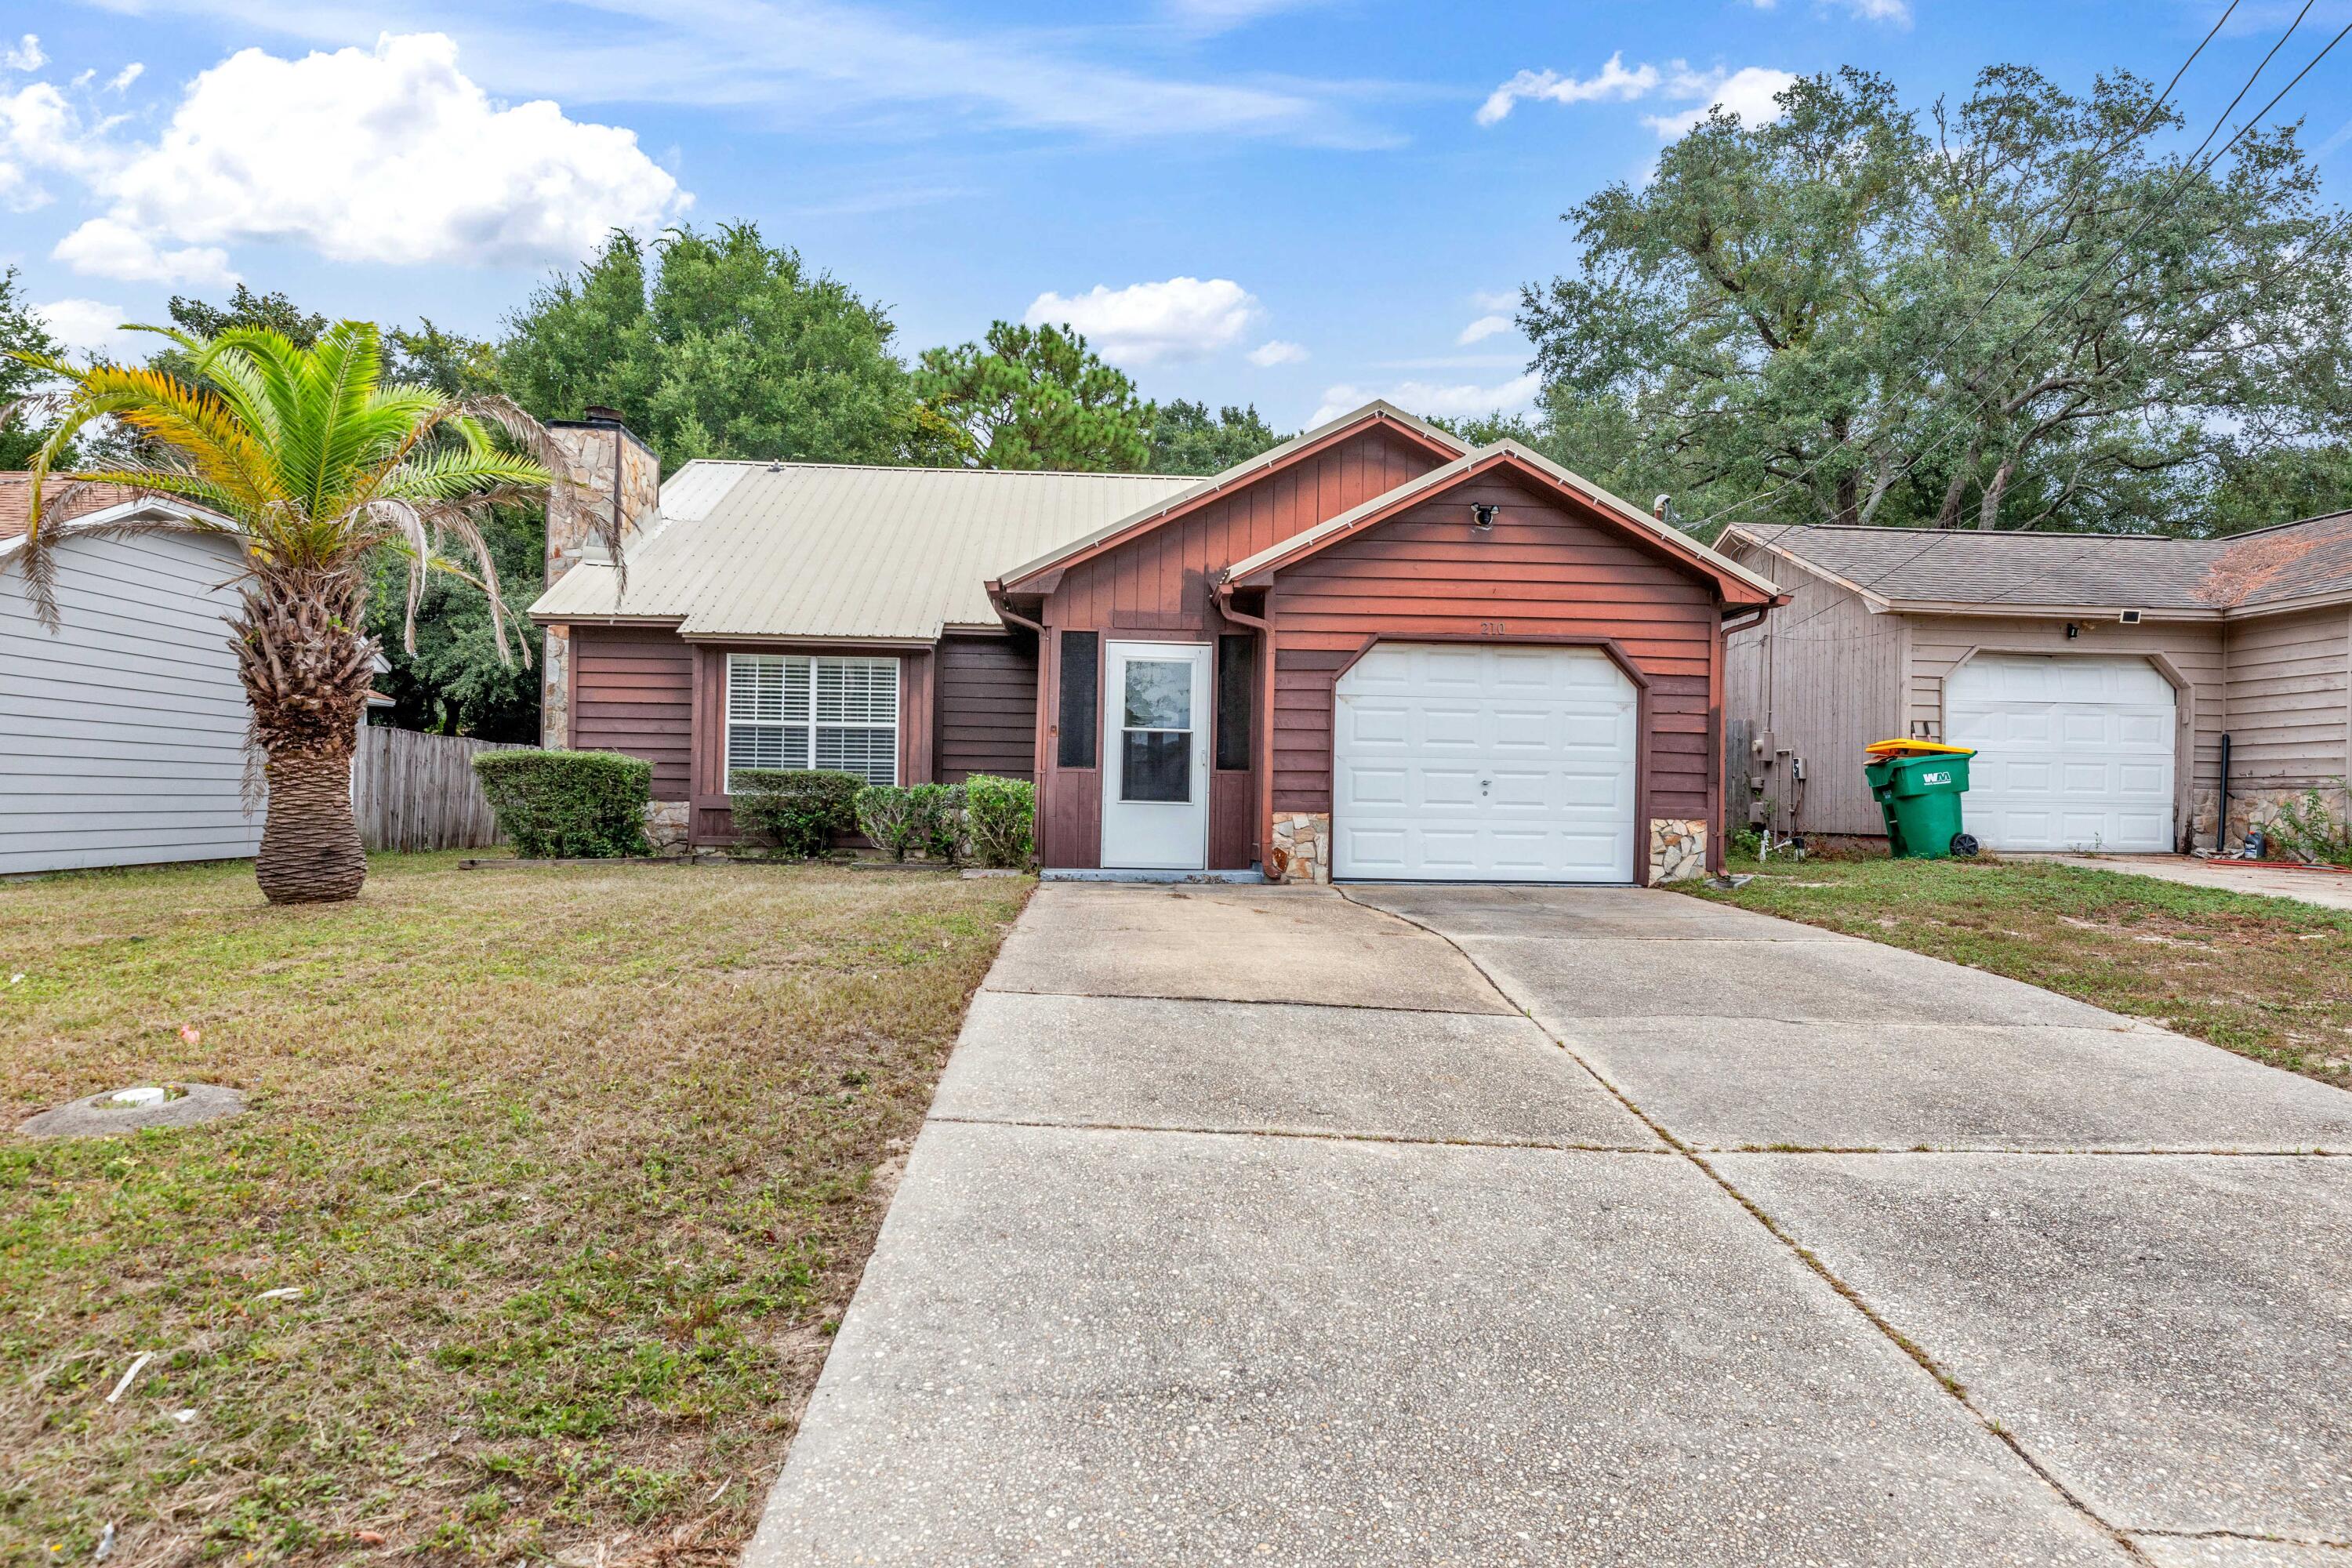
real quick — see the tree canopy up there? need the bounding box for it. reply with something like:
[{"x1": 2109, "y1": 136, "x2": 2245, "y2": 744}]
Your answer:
[
  {"x1": 499, "y1": 224, "x2": 919, "y2": 472},
  {"x1": 916, "y1": 321, "x2": 1154, "y2": 472},
  {"x1": 1146, "y1": 400, "x2": 1289, "y2": 476},
  {"x1": 0, "y1": 270, "x2": 74, "y2": 470},
  {"x1": 1520, "y1": 66, "x2": 2352, "y2": 535}
]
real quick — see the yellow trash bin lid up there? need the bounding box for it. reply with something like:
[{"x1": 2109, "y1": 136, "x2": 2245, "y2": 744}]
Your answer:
[{"x1": 1863, "y1": 738, "x2": 1976, "y2": 759}]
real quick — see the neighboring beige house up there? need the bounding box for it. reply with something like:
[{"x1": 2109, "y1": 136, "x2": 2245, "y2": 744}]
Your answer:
[{"x1": 1718, "y1": 513, "x2": 2352, "y2": 853}]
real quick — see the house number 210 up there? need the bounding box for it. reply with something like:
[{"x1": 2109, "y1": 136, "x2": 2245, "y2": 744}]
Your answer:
[{"x1": 1479, "y1": 620, "x2": 1508, "y2": 634}]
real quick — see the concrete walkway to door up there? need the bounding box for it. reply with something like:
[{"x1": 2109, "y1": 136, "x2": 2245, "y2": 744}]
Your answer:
[{"x1": 746, "y1": 882, "x2": 2352, "y2": 1568}]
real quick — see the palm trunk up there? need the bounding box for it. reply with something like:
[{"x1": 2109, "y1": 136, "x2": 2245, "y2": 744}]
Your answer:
[
  {"x1": 235, "y1": 565, "x2": 377, "y2": 904},
  {"x1": 256, "y1": 743, "x2": 366, "y2": 902}
]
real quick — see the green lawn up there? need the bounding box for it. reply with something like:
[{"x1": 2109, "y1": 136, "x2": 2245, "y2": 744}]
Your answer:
[
  {"x1": 1689, "y1": 854, "x2": 2352, "y2": 1088},
  {"x1": 0, "y1": 854, "x2": 1029, "y2": 1565}
]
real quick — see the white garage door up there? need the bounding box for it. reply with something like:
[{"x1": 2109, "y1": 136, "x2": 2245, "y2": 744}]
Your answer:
[
  {"x1": 1944, "y1": 654, "x2": 2176, "y2": 852},
  {"x1": 1334, "y1": 643, "x2": 1638, "y2": 882}
]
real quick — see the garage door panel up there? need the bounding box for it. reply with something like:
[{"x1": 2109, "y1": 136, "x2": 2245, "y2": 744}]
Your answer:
[
  {"x1": 1334, "y1": 644, "x2": 1638, "y2": 883},
  {"x1": 1945, "y1": 655, "x2": 2173, "y2": 853}
]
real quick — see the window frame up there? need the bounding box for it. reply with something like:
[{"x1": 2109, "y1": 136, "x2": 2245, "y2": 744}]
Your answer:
[{"x1": 724, "y1": 652, "x2": 900, "y2": 790}]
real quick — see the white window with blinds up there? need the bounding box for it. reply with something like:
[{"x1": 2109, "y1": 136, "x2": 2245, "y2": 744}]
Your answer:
[{"x1": 725, "y1": 655, "x2": 899, "y2": 787}]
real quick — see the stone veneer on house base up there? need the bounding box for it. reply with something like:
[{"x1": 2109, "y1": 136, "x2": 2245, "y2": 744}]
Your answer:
[
  {"x1": 644, "y1": 800, "x2": 692, "y2": 856},
  {"x1": 1648, "y1": 819, "x2": 1708, "y2": 885},
  {"x1": 1268, "y1": 812, "x2": 1330, "y2": 884}
]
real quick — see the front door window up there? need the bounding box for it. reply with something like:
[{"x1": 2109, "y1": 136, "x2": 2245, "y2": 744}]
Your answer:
[{"x1": 1120, "y1": 659, "x2": 1194, "y2": 803}]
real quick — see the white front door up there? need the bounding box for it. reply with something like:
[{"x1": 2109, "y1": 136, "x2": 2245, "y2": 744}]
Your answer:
[
  {"x1": 1944, "y1": 653, "x2": 2176, "y2": 852},
  {"x1": 1101, "y1": 641, "x2": 1211, "y2": 870},
  {"x1": 1334, "y1": 642, "x2": 1639, "y2": 883}
]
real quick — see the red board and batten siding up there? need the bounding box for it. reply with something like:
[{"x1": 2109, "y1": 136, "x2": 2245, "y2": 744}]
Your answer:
[
  {"x1": 1265, "y1": 473, "x2": 1726, "y2": 873},
  {"x1": 1035, "y1": 426, "x2": 1450, "y2": 869},
  {"x1": 935, "y1": 633, "x2": 1040, "y2": 782},
  {"x1": 569, "y1": 627, "x2": 695, "y2": 800},
  {"x1": 680, "y1": 642, "x2": 935, "y2": 844}
]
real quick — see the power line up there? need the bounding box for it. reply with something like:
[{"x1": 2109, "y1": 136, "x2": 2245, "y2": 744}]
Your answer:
[
  {"x1": 1738, "y1": 11, "x2": 2350, "y2": 641},
  {"x1": 1679, "y1": 0, "x2": 2291, "y2": 539}
]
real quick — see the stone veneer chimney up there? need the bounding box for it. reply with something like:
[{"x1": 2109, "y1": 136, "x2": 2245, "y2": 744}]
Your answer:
[{"x1": 539, "y1": 408, "x2": 662, "y2": 748}]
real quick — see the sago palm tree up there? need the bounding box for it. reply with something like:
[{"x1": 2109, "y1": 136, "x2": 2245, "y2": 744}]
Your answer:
[{"x1": 5, "y1": 321, "x2": 565, "y2": 904}]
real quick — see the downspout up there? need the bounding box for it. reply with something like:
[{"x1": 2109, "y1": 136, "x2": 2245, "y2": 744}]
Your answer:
[
  {"x1": 985, "y1": 580, "x2": 1046, "y2": 637},
  {"x1": 1215, "y1": 576, "x2": 1277, "y2": 873}
]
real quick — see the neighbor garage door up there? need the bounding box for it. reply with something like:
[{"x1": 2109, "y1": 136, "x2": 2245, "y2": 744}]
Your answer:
[
  {"x1": 1944, "y1": 653, "x2": 2175, "y2": 852},
  {"x1": 1333, "y1": 643, "x2": 1638, "y2": 882}
]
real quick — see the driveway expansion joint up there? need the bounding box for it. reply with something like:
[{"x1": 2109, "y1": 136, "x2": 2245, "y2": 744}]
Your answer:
[
  {"x1": 977, "y1": 982, "x2": 1512, "y2": 1019},
  {"x1": 1334, "y1": 883, "x2": 2164, "y2": 1565},
  {"x1": 921, "y1": 1112, "x2": 1670, "y2": 1156}
]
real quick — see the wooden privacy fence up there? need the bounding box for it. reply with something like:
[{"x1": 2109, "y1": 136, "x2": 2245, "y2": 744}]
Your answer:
[{"x1": 351, "y1": 727, "x2": 524, "y2": 851}]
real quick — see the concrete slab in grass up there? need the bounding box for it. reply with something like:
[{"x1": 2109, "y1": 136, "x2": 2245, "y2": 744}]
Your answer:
[
  {"x1": 932, "y1": 990, "x2": 1661, "y2": 1149},
  {"x1": 1554, "y1": 1018, "x2": 2352, "y2": 1152},
  {"x1": 1715, "y1": 1153, "x2": 2352, "y2": 1544},
  {"x1": 750, "y1": 1124, "x2": 2128, "y2": 1567},
  {"x1": 1347, "y1": 882, "x2": 1846, "y2": 941},
  {"x1": 1461, "y1": 933, "x2": 2118, "y2": 1028},
  {"x1": 987, "y1": 883, "x2": 1511, "y2": 1014},
  {"x1": 2133, "y1": 1536, "x2": 2352, "y2": 1567}
]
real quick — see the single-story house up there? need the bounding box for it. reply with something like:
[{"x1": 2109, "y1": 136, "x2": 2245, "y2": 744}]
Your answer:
[
  {"x1": 528, "y1": 401, "x2": 1783, "y2": 884},
  {"x1": 1717, "y1": 517, "x2": 2352, "y2": 852},
  {"x1": 1, "y1": 483, "x2": 266, "y2": 876}
]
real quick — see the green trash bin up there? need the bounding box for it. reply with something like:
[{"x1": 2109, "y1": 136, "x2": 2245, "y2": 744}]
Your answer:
[{"x1": 1864, "y1": 750, "x2": 1978, "y2": 859}]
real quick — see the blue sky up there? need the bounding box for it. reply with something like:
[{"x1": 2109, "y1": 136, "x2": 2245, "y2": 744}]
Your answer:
[{"x1": 4, "y1": 0, "x2": 2349, "y2": 431}]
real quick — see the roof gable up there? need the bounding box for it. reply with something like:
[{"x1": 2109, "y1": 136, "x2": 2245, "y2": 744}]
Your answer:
[
  {"x1": 991, "y1": 401, "x2": 1468, "y2": 595},
  {"x1": 1221, "y1": 443, "x2": 1781, "y2": 605}
]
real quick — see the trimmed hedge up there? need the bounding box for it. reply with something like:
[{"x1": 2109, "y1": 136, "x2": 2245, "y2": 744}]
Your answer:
[
  {"x1": 731, "y1": 769, "x2": 863, "y2": 858},
  {"x1": 962, "y1": 774, "x2": 1035, "y2": 869},
  {"x1": 854, "y1": 782, "x2": 968, "y2": 862},
  {"x1": 472, "y1": 750, "x2": 652, "y2": 859},
  {"x1": 910, "y1": 783, "x2": 963, "y2": 862}
]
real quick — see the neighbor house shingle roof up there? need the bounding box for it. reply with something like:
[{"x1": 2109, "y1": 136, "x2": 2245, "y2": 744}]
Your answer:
[
  {"x1": 1727, "y1": 513, "x2": 2352, "y2": 615},
  {"x1": 0, "y1": 474, "x2": 147, "y2": 543},
  {"x1": 529, "y1": 461, "x2": 1199, "y2": 641}
]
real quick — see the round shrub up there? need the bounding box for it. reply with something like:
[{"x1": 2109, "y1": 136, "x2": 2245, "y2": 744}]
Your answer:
[
  {"x1": 731, "y1": 769, "x2": 864, "y2": 858},
  {"x1": 961, "y1": 774, "x2": 1035, "y2": 869},
  {"x1": 855, "y1": 785, "x2": 921, "y2": 860},
  {"x1": 472, "y1": 750, "x2": 653, "y2": 859}
]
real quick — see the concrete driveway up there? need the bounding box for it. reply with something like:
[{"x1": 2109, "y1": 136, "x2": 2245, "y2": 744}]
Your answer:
[{"x1": 748, "y1": 883, "x2": 2352, "y2": 1567}]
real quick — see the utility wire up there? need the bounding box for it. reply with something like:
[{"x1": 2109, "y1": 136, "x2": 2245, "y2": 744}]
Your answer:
[
  {"x1": 1739, "y1": 10, "x2": 2348, "y2": 642},
  {"x1": 1668, "y1": 1, "x2": 2248, "y2": 537}
]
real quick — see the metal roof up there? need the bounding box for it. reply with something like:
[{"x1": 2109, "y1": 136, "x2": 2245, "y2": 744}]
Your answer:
[
  {"x1": 530, "y1": 460, "x2": 1197, "y2": 640},
  {"x1": 1725, "y1": 514, "x2": 2352, "y2": 615},
  {"x1": 1221, "y1": 441, "x2": 1783, "y2": 602}
]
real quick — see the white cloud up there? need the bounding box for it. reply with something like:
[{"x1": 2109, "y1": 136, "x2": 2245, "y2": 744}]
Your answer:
[
  {"x1": 1477, "y1": 53, "x2": 1659, "y2": 125},
  {"x1": 1312, "y1": 372, "x2": 1541, "y2": 428},
  {"x1": 86, "y1": 34, "x2": 687, "y2": 270},
  {"x1": 1247, "y1": 338, "x2": 1308, "y2": 366},
  {"x1": 4, "y1": 33, "x2": 688, "y2": 281},
  {"x1": 1468, "y1": 289, "x2": 1519, "y2": 312},
  {"x1": 116, "y1": 0, "x2": 1385, "y2": 150},
  {"x1": 2, "y1": 35, "x2": 43, "y2": 73},
  {"x1": 107, "y1": 64, "x2": 144, "y2": 93},
  {"x1": 1642, "y1": 67, "x2": 1799, "y2": 139},
  {"x1": 1840, "y1": 0, "x2": 1911, "y2": 22},
  {"x1": 1024, "y1": 277, "x2": 1260, "y2": 366},
  {"x1": 33, "y1": 298, "x2": 146, "y2": 361},
  {"x1": 53, "y1": 217, "x2": 237, "y2": 286},
  {"x1": 1457, "y1": 314, "x2": 1512, "y2": 346},
  {"x1": 1479, "y1": 54, "x2": 1795, "y2": 141}
]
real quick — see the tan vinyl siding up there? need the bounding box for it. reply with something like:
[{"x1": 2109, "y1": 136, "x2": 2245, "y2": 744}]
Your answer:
[
  {"x1": 1722, "y1": 551, "x2": 1903, "y2": 836},
  {"x1": 1904, "y1": 615, "x2": 2225, "y2": 836},
  {"x1": 2222, "y1": 605, "x2": 2352, "y2": 794}
]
